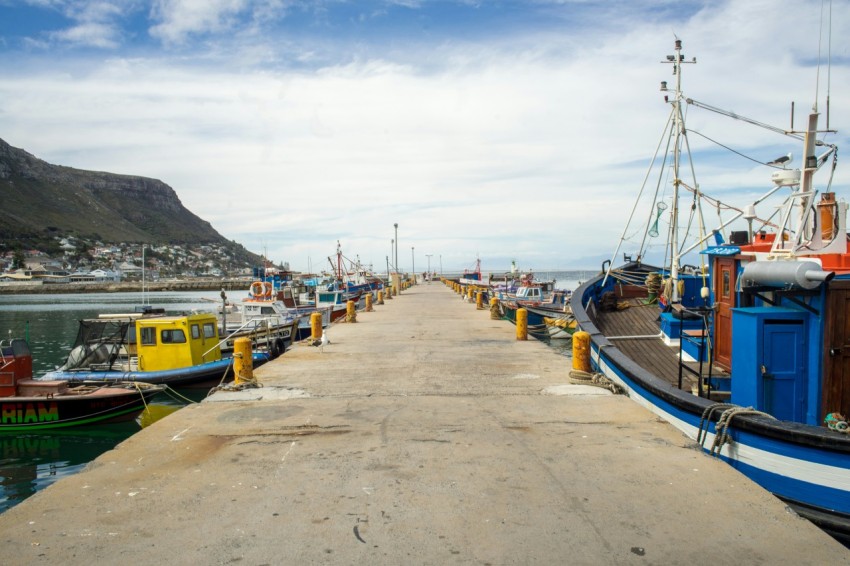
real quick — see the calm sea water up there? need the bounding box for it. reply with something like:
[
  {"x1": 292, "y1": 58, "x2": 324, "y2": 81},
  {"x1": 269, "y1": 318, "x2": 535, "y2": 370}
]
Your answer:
[{"x1": 0, "y1": 289, "x2": 226, "y2": 513}]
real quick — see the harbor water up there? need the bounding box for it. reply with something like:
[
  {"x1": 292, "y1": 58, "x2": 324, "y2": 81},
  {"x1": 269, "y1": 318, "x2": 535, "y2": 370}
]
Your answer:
[
  {"x1": 0, "y1": 271, "x2": 587, "y2": 513},
  {"x1": 0, "y1": 289, "x2": 228, "y2": 513}
]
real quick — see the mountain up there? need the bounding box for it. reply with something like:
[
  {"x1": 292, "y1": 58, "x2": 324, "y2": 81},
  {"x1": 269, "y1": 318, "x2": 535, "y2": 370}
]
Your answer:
[{"x1": 0, "y1": 138, "x2": 260, "y2": 263}]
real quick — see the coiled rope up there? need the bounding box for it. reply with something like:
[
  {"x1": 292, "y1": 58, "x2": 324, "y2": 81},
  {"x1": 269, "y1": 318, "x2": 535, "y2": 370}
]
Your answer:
[
  {"x1": 568, "y1": 369, "x2": 624, "y2": 394},
  {"x1": 490, "y1": 300, "x2": 504, "y2": 320},
  {"x1": 825, "y1": 412, "x2": 849, "y2": 433},
  {"x1": 645, "y1": 272, "x2": 662, "y2": 295}
]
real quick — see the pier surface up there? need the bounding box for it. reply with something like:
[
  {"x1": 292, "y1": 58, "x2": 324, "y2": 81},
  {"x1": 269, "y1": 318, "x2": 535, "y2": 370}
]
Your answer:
[{"x1": 0, "y1": 284, "x2": 847, "y2": 564}]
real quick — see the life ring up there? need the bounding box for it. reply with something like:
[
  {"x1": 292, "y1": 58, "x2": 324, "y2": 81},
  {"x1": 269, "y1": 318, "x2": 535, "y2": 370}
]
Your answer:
[
  {"x1": 262, "y1": 282, "x2": 273, "y2": 298},
  {"x1": 250, "y1": 281, "x2": 265, "y2": 297}
]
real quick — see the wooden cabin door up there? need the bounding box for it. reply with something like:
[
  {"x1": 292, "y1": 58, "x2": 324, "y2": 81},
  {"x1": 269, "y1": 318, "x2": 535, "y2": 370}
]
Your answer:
[
  {"x1": 713, "y1": 257, "x2": 736, "y2": 370},
  {"x1": 824, "y1": 283, "x2": 850, "y2": 417}
]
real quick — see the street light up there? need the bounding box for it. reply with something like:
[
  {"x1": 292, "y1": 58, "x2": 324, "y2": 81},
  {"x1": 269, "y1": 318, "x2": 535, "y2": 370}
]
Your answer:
[
  {"x1": 411, "y1": 246, "x2": 415, "y2": 284},
  {"x1": 439, "y1": 254, "x2": 443, "y2": 276},
  {"x1": 425, "y1": 254, "x2": 433, "y2": 283},
  {"x1": 394, "y1": 223, "x2": 398, "y2": 275}
]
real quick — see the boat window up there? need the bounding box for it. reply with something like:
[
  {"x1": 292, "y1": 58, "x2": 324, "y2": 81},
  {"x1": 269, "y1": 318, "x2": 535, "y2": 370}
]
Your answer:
[
  {"x1": 140, "y1": 327, "x2": 156, "y2": 346},
  {"x1": 722, "y1": 270, "x2": 731, "y2": 298},
  {"x1": 191, "y1": 324, "x2": 200, "y2": 339},
  {"x1": 261, "y1": 307, "x2": 275, "y2": 314},
  {"x1": 161, "y1": 329, "x2": 187, "y2": 344},
  {"x1": 203, "y1": 322, "x2": 217, "y2": 339}
]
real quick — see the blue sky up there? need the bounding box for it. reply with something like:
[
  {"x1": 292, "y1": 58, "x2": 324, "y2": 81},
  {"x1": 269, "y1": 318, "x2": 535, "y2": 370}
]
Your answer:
[{"x1": 0, "y1": 0, "x2": 848, "y2": 274}]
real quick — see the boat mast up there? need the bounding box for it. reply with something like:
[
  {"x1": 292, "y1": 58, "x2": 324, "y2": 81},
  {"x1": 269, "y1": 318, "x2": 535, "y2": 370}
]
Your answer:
[{"x1": 666, "y1": 39, "x2": 696, "y2": 302}]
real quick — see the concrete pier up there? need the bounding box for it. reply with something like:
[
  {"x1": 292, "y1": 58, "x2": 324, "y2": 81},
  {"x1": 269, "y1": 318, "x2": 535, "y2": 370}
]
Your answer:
[{"x1": 0, "y1": 283, "x2": 847, "y2": 564}]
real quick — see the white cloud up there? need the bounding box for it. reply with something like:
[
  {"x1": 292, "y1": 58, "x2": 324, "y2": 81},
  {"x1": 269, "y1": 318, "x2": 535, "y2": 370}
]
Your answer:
[
  {"x1": 26, "y1": 0, "x2": 131, "y2": 49},
  {"x1": 1, "y1": 0, "x2": 848, "y2": 272},
  {"x1": 149, "y1": 0, "x2": 253, "y2": 45}
]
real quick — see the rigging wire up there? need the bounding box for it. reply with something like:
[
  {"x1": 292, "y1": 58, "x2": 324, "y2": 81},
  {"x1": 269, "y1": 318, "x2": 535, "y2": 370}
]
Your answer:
[
  {"x1": 686, "y1": 98, "x2": 804, "y2": 140},
  {"x1": 687, "y1": 129, "x2": 781, "y2": 167},
  {"x1": 603, "y1": 105, "x2": 676, "y2": 287}
]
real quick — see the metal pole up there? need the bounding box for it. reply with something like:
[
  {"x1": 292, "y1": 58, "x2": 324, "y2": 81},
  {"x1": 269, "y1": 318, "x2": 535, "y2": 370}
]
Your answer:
[
  {"x1": 426, "y1": 254, "x2": 432, "y2": 283},
  {"x1": 394, "y1": 223, "x2": 398, "y2": 275},
  {"x1": 411, "y1": 246, "x2": 415, "y2": 284}
]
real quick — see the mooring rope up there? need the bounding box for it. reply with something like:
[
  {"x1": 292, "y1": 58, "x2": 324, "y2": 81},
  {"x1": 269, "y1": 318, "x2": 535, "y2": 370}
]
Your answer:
[
  {"x1": 698, "y1": 404, "x2": 777, "y2": 456},
  {"x1": 160, "y1": 385, "x2": 197, "y2": 405},
  {"x1": 131, "y1": 381, "x2": 152, "y2": 411},
  {"x1": 697, "y1": 403, "x2": 737, "y2": 445},
  {"x1": 568, "y1": 369, "x2": 624, "y2": 394}
]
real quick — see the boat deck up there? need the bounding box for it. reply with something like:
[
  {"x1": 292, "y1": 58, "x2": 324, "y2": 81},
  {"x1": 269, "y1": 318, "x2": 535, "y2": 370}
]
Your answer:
[{"x1": 590, "y1": 298, "x2": 728, "y2": 393}]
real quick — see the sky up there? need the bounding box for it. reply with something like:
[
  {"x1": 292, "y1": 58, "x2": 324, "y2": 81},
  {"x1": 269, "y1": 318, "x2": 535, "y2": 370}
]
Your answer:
[{"x1": 0, "y1": 0, "x2": 848, "y2": 274}]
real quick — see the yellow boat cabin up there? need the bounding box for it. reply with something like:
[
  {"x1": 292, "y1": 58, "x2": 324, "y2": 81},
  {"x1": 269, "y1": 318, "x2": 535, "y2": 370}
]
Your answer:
[{"x1": 135, "y1": 313, "x2": 222, "y2": 371}]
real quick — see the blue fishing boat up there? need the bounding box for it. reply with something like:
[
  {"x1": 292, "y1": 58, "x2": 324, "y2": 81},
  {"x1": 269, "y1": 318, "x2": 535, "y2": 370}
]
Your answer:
[
  {"x1": 40, "y1": 310, "x2": 270, "y2": 387},
  {"x1": 571, "y1": 40, "x2": 850, "y2": 544}
]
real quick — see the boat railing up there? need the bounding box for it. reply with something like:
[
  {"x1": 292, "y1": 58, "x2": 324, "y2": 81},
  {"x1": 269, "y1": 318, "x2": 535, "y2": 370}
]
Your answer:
[
  {"x1": 676, "y1": 306, "x2": 715, "y2": 397},
  {"x1": 207, "y1": 317, "x2": 295, "y2": 357}
]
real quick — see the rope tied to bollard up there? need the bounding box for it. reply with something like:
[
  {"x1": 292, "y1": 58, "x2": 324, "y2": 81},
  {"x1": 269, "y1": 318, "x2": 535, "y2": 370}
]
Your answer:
[
  {"x1": 490, "y1": 300, "x2": 503, "y2": 320},
  {"x1": 568, "y1": 369, "x2": 623, "y2": 394},
  {"x1": 209, "y1": 350, "x2": 263, "y2": 394}
]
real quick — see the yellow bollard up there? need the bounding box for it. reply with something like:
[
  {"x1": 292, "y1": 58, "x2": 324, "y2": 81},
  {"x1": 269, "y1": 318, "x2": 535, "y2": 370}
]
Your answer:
[
  {"x1": 393, "y1": 284, "x2": 398, "y2": 296},
  {"x1": 476, "y1": 291, "x2": 484, "y2": 310},
  {"x1": 377, "y1": 290, "x2": 384, "y2": 305},
  {"x1": 386, "y1": 286, "x2": 393, "y2": 300},
  {"x1": 365, "y1": 293, "x2": 373, "y2": 312},
  {"x1": 310, "y1": 311, "x2": 323, "y2": 342},
  {"x1": 346, "y1": 300, "x2": 357, "y2": 323},
  {"x1": 467, "y1": 288, "x2": 474, "y2": 301},
  {"x1": 572, "y1": 331, "x2": 592, "y2": 372},
  {"x1": 490, "y1": 297, "x2": 501, "y2": 320},
  {"x1": 233, "y1": 337, "x2": 254, "y2": 384},
  {"x1": 516, "y1": 308, "x2": 528, "y2": 341}
]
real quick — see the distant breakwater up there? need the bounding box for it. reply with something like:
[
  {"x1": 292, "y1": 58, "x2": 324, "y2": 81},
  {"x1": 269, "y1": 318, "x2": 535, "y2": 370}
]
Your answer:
[{"x1": 0, "y1": 278, "x2": 251, "y2": 295}]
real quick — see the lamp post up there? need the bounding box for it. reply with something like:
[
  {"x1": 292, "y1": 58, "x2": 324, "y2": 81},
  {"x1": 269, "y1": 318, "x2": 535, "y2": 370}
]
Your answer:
[
  {"x1": 411, "y1": 246, "x2": 415, "y2": 284},
  {"x1": 439, "y1": 254, "x2": 443, "y2": 276},
  {"x1": 394, "y1": 223, "x2": 398, "y2": 275},
  {"x1": 425, "y1": 254, "x2": 432, "y2": 283}
]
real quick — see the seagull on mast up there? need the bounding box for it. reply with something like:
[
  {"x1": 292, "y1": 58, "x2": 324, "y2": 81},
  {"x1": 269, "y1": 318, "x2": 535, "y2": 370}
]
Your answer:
[{"x1": 767, "y1": 152, "x2": 793, "y2": 168}]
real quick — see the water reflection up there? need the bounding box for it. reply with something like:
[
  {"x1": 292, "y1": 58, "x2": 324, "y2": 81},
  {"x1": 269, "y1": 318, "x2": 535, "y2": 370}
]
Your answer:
[{"x1": 0, "y1": 422, "x2": 140, "y2": 512}]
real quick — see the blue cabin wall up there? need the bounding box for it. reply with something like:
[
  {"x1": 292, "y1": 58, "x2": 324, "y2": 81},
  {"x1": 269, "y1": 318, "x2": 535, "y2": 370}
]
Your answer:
[{"x1": 723, "y1": 260, "x2": 827, "y2": 426}]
